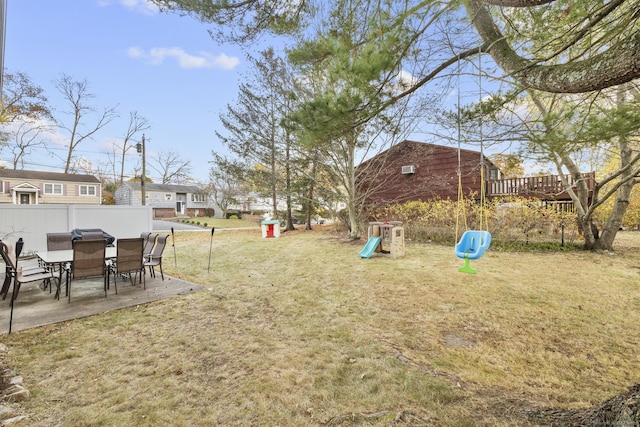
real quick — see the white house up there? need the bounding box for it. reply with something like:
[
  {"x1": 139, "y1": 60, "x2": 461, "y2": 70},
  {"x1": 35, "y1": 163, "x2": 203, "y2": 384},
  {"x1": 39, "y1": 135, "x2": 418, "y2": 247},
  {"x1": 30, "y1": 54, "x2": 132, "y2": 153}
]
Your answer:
[{"x1": 115, "y1": 182, "x2": 214, "y2": 219}]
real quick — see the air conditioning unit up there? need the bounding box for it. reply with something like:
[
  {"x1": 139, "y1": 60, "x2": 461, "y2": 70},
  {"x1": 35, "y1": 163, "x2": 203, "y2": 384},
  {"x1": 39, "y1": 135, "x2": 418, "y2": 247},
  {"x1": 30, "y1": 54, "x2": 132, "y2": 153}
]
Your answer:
[{"x1": 401, "y1": 165, "x2": 415, "y2": 174}]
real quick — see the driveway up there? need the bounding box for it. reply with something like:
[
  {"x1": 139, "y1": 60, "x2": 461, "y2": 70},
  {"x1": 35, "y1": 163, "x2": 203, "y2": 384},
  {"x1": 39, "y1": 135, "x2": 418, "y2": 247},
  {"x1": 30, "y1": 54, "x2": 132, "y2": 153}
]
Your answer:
[{"x1": 153, "y1": 220, "x2": 206, "y2": 232}]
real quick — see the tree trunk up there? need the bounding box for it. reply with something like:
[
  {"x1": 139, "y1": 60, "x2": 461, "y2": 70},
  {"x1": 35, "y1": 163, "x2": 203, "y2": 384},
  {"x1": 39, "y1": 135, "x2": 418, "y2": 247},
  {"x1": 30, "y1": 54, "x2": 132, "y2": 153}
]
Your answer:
[
  {"x1": 305, "y1": 184, "x2": 314, "y2": 231},
  {"x1": 305, "y1": 160, "x2": 317, "y2": 231},
  {"x1": 593, "y1": 157, "x2": 635, "y2": 251}
]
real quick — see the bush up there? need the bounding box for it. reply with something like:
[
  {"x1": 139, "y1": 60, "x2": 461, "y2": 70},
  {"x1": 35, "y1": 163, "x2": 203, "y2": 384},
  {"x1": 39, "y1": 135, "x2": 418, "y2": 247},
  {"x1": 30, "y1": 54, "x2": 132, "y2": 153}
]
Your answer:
[
  {"x1": 229, "y1": 215, "x2": 238, "y2": 220},
  {"x1": 368, "y1": 196, "x2": 579, "y2": 247}
]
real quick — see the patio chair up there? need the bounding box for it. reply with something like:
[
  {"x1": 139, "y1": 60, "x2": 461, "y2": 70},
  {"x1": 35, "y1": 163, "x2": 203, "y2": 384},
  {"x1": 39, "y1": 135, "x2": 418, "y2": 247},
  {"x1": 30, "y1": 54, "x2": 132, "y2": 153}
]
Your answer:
[
  {"x1": 144, "y1": 234, "x2": 168, "y2": 280},
  {"x1": 0, "y1": 238, "x2": 51, "y2": 300},
  {"x1": 140, "y1": 232, "x2": 151, "y2": 255},
  {"x1": 46, "y1": 232, "x2": 73, "y2": 251},
  {"x1": 0, "y1": 240, "x2": 58, "y2": 333},
  {"x1": 108, "y1": 238, "x2": 145, "y2": 292},
  {"x1": 142, "y1": 233, "x2": 157, "y2": 261},
  {"x1": 15, "y1": 238, "x2": 47, "y2": 276},
  {"x1": 0, "y1": 237, "x2": 49, "y2": 300},
  {"x1": 44, "y1": 232, "x2": 73, "y2": 292},
  {"x1": 66, "y1": 239, "x2": 107, "y2": 303}
]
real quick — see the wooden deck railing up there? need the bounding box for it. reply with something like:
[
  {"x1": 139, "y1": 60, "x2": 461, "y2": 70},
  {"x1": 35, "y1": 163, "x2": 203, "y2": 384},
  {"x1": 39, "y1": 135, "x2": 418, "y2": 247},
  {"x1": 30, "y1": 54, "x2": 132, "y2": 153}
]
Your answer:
[{"x1": 488, "y1": 172, "x2": 595, "y2": 199}]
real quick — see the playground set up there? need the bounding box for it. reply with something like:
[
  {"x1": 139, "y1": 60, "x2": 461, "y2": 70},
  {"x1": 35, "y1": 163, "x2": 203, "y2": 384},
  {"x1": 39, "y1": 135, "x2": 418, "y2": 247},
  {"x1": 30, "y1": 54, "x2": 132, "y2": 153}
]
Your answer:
[
  {"x1": 359, "y1": 221, "x2": 405, "y2": 259},
  {"x1": 359, "y1": 55, "x2": 495, "y2": 272}
]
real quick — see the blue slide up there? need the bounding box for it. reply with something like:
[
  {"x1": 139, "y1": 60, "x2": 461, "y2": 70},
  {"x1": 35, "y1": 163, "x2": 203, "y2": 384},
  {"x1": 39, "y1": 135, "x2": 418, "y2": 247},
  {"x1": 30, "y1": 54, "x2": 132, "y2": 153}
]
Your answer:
[{"x1": 359, "y1": 236, "x2": 382, "y2": 258}]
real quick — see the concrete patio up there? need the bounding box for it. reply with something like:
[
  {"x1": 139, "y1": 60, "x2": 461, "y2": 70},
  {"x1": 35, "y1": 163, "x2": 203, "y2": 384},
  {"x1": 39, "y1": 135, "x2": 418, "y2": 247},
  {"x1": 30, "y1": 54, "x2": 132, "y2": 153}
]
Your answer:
[{"x1": 0, "y1": 271, "x2": 205, "y2": 334}]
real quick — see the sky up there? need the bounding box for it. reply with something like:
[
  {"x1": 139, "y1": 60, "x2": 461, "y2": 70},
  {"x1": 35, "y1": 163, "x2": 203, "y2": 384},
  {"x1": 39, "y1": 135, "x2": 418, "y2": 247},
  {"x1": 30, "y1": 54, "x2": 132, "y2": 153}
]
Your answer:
[
  {"x1": 2, "y1": 0, "x2": 260, "y2": 183},
  {"x1": 2, "y1": 0, "x2": 543, "y2": 185}
]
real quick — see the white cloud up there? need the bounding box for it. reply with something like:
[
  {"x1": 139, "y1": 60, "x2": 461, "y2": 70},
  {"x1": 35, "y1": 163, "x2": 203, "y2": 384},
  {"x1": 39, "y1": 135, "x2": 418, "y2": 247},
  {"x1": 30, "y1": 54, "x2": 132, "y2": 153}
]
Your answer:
[
  {"x1": 397, "y1": 70, "x2": 418, "y2": 88},
  {"x1": 384, "y1": 69, "x2": 419, "y2": 95},
  {"x1": 127, "y1": 46, "x2": 145, "y2": 59},
  {"x1": 97, "y1": 0, "x2": 159, "y2": 15},
  {"x1": 127, "y1": 46, "x2": 240, "y2": 70}
]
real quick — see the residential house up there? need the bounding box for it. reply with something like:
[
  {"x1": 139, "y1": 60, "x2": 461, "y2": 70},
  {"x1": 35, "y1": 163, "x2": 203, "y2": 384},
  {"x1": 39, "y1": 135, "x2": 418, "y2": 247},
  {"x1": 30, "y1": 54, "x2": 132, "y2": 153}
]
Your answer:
[
  {"x1": 0, "y1": 169, "x2": 102, "y2": 205},
  {"x1": 357, "y1": 140, "x2": 594, "y2": 210},
  {"x1": 115, "y1": 181, "x2": 210, "y2": 218},
  {"x1": 227, "y1": 192, "x2": 288, "y2": 218}
]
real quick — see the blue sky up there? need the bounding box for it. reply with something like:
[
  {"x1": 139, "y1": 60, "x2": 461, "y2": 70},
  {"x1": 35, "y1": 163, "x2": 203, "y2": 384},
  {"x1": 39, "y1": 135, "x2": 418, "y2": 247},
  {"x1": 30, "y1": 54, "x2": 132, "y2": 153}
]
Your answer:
[
  {"x1": 3, "y1": 0, "x2": 541, "y2": 184},
  {"x1": 3, "y1": 0, "x2": 257, "y2": 182}
]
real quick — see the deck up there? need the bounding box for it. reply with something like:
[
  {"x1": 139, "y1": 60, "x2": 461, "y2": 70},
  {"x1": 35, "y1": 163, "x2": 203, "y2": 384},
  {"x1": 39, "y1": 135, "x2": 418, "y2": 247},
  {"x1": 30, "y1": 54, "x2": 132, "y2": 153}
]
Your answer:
[{"x1": 488, "y1": 172, "x2": 595, "y2": 200}]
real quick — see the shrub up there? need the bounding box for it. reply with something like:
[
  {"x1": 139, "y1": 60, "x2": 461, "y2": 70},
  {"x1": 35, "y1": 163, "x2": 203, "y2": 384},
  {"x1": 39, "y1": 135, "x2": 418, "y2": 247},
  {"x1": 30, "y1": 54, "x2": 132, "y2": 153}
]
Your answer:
[{"x1": 368, "y1": 196, "x2": 579, "y2": 246}]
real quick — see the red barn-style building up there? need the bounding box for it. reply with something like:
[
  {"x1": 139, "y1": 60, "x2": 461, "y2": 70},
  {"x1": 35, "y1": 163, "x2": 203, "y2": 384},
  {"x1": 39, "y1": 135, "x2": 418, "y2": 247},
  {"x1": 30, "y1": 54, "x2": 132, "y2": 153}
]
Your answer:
[
  {"x1": 357, "y1": 140, "x2": 500, "y2": 207},
  {"x1": 357, "y1": 140, "x2": 594, "y2": 209}
]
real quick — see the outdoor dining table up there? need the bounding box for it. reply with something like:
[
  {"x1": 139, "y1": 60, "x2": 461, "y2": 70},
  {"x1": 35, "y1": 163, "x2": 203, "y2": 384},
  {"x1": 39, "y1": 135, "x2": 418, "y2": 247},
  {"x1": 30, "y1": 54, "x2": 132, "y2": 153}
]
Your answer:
[{"x1": 36, "y1": 247, "x2": 117, "y2": 299}]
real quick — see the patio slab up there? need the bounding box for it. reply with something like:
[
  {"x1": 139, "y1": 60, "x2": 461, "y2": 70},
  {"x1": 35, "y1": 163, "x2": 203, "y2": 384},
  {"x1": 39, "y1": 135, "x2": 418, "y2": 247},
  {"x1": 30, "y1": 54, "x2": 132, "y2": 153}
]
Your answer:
[{"x1": 0, "y1": 273, "x2": 205, "y2": 334}]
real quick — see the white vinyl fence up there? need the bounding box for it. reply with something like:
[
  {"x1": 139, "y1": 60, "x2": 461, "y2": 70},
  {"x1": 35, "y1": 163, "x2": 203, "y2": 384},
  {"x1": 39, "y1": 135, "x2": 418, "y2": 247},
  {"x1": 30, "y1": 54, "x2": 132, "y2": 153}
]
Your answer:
[{"x1": 0, "y1": 205, "x2": 153, "y2": 254}]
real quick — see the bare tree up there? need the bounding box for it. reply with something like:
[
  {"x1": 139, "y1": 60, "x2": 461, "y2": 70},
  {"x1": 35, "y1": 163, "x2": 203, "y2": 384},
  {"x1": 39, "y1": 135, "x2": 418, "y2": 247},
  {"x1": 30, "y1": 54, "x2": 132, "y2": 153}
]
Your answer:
[
  {"x1": 5, "y1": 120, "x2": 55, "y2": 169},
  {"x1": 54, "y1": 73, "x2": 118, "y2": 173},
  {"x1": 0, "y1": 70, "x2": 53, "y2": 167},
  {"x1": 208, "y1": 153, "x2": 244, "y2": 218},
  {"x1": 114, "y1": 111, "x2": 150, "y2": 185},
  {"x1": 148, "y1": 149, "x2": 192, "y2": 184}
]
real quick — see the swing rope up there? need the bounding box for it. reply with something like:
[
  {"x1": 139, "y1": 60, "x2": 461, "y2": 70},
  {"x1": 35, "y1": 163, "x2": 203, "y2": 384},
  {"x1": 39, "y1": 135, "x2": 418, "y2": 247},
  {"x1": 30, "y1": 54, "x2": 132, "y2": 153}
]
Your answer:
[
  {"x1": 454, "y1": 51, "x2": 492, "y2": 274},
  {"x1": 456, "y1": 49, "x2": 489, "y2": 238},
  {"x1": 478, "y1": 48, "x2": 487, "y2": 233},
  {"x1": 455, "y1": 57, "x2": 467, "y2": 242}
]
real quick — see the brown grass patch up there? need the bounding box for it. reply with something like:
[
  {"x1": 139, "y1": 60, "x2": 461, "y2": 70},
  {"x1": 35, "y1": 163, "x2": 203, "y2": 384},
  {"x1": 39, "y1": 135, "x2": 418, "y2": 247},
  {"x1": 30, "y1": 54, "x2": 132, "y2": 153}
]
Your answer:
[{"x1": 3, "y1": 227, "x2": 640, "y2": 426}]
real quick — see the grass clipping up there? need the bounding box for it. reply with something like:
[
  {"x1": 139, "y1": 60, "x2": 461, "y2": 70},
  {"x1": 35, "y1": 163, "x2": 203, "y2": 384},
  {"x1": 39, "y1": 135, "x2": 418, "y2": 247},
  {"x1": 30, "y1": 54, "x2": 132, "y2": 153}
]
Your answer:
[{"x1": 3, "y1": 227, "x2": 640, "y2": 426}]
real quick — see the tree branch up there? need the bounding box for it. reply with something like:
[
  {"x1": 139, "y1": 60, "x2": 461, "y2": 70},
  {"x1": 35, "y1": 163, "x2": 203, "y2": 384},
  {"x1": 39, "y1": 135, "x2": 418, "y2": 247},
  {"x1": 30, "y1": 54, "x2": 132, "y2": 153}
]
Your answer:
[{"x1": 465, "y1": 0, "x2": 640, "y2": 93}]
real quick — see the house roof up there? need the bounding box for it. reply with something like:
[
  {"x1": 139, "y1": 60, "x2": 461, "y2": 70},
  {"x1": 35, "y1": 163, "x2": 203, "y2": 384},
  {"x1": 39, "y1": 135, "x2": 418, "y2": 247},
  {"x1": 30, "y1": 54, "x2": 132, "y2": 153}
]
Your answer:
[
  {"x1": 0, "y1": 169, "x2": 100, "y2": 183},
  {"x1": 360, "y1": 140, "x2": 498, "y2": 169},
  {"x1": 122, "y1": 182, "x2": 202, "y2": 193}
]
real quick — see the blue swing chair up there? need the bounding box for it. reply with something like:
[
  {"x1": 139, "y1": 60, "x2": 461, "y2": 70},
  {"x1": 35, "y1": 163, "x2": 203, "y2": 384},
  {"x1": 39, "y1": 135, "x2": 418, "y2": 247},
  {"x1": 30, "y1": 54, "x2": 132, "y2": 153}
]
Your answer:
[{"x1": 454, "y1": 230, "x2": 491, "y2": 274}]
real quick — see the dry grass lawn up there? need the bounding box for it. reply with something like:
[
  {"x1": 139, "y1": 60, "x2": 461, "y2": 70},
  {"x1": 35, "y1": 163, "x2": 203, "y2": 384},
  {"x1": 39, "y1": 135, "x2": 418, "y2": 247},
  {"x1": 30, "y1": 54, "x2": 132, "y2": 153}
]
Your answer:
[{"x1": 3, "y1": 226, "x2": 640, "y2": 426}]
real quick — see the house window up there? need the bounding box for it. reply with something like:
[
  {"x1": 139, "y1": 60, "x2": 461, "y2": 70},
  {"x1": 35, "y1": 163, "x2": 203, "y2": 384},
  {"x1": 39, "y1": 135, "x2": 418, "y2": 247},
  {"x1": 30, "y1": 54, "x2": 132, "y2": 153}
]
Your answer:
[
  {"x1": 79, "y1": 185, "x2": 97, "y2": 196},
  {"x1": 44, "y1": 183, "x2": 63, "y2": 195},
  {"x1": 191, "y1": 194, "x2": 205, "y2": 202},
  {"x1": 165, "y1": 193, "x2": 173, "y2": 201},
  {"x1": 489, "y1": 167, "x2": 500, "y2": 180}
]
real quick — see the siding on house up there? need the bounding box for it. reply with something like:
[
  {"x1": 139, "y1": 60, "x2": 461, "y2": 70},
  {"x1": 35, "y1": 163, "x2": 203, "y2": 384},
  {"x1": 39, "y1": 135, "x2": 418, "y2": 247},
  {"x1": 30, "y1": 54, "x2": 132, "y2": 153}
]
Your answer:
[
  {"x1": 357, "y1": 140, "x2": 499, "y2": 207},
  {"x1": 115, "y1": 182, "x2": 209, "y2": 218},
  {"x1": 357, "y1": 140, "x2": 594, "y2": 211},
  {"x1": 0, "y1": 169, "x2": 102, "y2": 205}
]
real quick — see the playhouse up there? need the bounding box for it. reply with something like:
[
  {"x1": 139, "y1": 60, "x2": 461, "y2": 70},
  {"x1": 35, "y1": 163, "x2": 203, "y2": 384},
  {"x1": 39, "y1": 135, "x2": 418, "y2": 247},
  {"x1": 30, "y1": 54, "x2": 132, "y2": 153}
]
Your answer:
[
  {"x1": 261, "y1": 219, "x2": 281, "y2": 238},
  {"x1": 359, "y1": 221, "x2": 405, "y2": 258}
]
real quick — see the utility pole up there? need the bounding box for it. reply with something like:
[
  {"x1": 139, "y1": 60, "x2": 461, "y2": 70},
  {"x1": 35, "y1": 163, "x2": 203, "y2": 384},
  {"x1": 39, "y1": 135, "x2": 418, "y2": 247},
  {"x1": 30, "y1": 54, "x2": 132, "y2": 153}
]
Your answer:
[{"x1": 137, "y1": 134, "x2": 147, "y2": 205}]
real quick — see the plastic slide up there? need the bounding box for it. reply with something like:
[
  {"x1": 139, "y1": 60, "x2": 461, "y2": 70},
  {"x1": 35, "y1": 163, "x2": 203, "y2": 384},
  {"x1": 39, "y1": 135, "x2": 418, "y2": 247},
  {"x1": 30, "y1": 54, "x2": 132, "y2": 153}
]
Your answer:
[{"x1": 359, "y1": 236, "x2": 382, "y2": 258}]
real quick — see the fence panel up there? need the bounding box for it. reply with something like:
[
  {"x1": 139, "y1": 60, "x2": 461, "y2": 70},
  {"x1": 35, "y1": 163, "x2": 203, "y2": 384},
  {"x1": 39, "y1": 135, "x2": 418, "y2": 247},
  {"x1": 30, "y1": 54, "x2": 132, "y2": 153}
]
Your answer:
[{"x1": 0, "y1": 205, "x2": 152, "y2": 254}]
